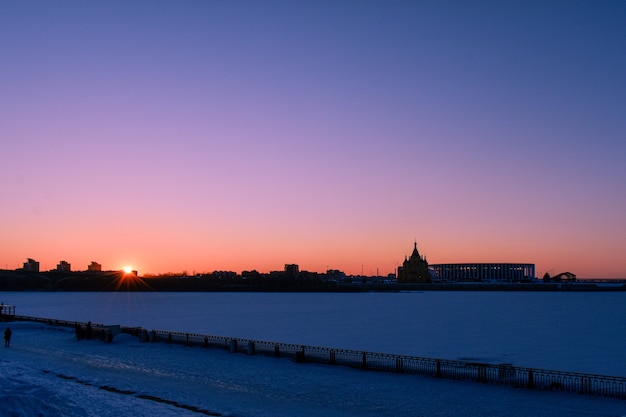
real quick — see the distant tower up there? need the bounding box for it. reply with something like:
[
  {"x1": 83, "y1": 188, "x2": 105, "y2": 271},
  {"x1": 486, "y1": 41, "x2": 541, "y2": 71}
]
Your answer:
[{"x1": 397, "y1": 242, "x2": 431, "y2": 283}]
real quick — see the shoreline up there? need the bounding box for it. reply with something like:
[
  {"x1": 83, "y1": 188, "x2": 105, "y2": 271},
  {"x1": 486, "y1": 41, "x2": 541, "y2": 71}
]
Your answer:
[{"x1": 2, "y1": 270, "x2": 625, "y2": 292}]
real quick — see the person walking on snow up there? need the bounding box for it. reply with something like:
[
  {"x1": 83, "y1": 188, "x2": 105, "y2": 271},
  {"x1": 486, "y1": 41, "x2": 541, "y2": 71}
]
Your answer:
[{"x1": 4, "y1": 327, "x2": 12, "y2": 347}]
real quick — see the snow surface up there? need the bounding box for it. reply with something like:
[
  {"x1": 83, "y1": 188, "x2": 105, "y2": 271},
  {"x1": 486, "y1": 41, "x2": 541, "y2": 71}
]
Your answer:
[
  {"x1": 2, "y1": 322, "x2": 626, "y2": 417},
  {"x1": 1, "y1": 291, "x2": 626, "y2": 416}
]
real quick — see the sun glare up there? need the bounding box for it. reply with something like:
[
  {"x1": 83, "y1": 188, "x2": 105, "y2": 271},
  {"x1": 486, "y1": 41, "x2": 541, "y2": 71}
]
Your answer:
[{"x1": 123, "y1": 266, "x2": 133, "y2": 274}]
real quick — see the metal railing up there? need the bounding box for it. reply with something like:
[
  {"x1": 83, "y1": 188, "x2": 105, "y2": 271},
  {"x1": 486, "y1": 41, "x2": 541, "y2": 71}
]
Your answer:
[
  {"x1": 13, "y1": 315, "x2": 626, "y2": 400},
  {"x1": 142, "y1": 328, "x2": 626, "y2": 399},
  {"x1": 14, "y1": 315, "x2": 115, "y2": 342},
  {"x1": 0, "y1": 304, "x2": 16, "y2": 320}
]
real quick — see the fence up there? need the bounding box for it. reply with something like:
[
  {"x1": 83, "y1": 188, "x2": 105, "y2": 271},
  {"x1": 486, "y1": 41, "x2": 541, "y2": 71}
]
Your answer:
[
  {"x1": 0, "y1": 304, "x2": 16, "y2": 320},
  {"x1": 14, "y1": 315, "x2": 118, "y2": 342},
  {"x1": 13, "y1": 315, "x2": 626, "y2": 400}
]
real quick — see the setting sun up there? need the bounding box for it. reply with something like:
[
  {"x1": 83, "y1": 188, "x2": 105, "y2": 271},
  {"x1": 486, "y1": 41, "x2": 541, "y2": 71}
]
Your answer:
[{"x1": 123, "y1": 266, "x2": 133, "y2": 274}]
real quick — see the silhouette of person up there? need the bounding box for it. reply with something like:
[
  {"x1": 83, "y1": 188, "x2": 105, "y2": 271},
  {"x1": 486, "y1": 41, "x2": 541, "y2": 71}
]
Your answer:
[
  {"x1": 86, "y1": 321, "x2": 92, "y2": 340},
  {"x1": 4, "y1": 327, "x2": 11, "y2": 347},
  {"x1": 75, "y1": 322, "x2": 82, "y2": 340}
]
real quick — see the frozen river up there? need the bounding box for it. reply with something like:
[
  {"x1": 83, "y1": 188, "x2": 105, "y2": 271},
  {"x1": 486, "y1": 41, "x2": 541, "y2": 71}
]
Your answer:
[{"x1": 4, "y1": 290, "x2": 626, "y2": 377}]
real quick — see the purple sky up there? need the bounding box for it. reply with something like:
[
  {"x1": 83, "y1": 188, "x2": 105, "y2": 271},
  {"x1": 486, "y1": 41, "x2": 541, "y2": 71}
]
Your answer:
[{"x1": 1, "y1": 1, "x2": 625, "y2": 277}]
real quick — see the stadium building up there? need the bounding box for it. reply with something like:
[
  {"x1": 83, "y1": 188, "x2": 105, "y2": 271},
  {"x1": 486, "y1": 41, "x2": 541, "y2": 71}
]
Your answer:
[{"x1": 429, "y1": 263, "x2": 536, "y2": 283}]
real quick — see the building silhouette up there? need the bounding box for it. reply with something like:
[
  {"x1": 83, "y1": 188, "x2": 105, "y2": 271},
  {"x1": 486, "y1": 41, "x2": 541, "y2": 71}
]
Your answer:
[
  {"x1": 284, "y1": 264, "x2": 300, "y2": 279},
  {"x1": 22, "y1": 258, "x2": 39, "y2": 272},
  {"x1": 88, "y1": 262, "x2": 102, "y2": 272},
  {"x1": 56, "y1": 260, "x2": 71, "y2": 273},
  {"x1": 430, "y1": 263, "x2": 535, "y2": 282},
  {"x1": 397, "y1": 242, "x2": 431, "y2": 283}
]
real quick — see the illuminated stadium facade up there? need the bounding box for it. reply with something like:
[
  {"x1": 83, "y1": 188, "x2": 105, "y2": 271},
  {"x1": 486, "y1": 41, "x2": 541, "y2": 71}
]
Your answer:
[{"x1": 429, "y1": 263, "x2": 536, "y2": 282}]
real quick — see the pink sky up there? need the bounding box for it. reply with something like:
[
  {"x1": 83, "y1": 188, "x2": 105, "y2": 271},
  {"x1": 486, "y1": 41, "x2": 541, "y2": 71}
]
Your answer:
[{"x1": 1, "y1": 2, "x2": 625, "y2": 278}]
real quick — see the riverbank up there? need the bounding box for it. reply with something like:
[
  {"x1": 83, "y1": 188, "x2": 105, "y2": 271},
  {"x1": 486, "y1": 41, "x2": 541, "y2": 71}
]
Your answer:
[{"x1": 1, "y1": 270, "x2": 625, "y2": 292}]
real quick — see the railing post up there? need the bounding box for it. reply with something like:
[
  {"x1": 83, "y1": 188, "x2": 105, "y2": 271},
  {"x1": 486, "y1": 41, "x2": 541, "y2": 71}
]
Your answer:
[
  {"x1": 204, "y1": 336, "x2": 209, "y2": 348},
  {"x1": 528, "y1": 370, "x2": 535, "y2": 389},
  {"x1": 330, "y1": 350, "x2": 336, "y2": 364},
  {"x1": 436, "y1": 360, "x2": 441, "y2": 378},
  {"x1": 478, "y1": 365, "x2": 486, "y2": 383},
  {"x1": 274, "y1": 344, "x2": 280, "y2": 357},
  {"x1": 168, "y1": 332, "x2": 172, "y2": 343},
  {"x1": 362, "y1": 352, "x2": 367, "y2": 369},
  {"x1": 498, "y1": 363, "x2": 513, "y2": 383},
  {"x1": 296, "y1": 346, "x2": 305, "y2": 363},
  {"x1": 395, "y1": 358, "x2": 403, "y2": 373},
  {"x1": 580, "y1": 376, "x2": 589, "y2": 394},
  {"x1": 247, "y1": 341, "x2": 255, "y2": 355},
  {"x1": 186, "y1": 333, "x2": 189, "y2": 346}
]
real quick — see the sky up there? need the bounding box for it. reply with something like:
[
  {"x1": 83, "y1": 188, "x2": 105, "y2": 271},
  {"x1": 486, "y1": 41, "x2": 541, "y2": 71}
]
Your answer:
[{"x1": 1, "y1": 1, "x2": 625, "y2": 277}]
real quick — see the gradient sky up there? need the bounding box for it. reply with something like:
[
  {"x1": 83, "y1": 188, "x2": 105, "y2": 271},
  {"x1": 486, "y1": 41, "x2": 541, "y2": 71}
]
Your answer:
[{"x1": 1, "y1": 1, "x2": 625, "y2": 278}]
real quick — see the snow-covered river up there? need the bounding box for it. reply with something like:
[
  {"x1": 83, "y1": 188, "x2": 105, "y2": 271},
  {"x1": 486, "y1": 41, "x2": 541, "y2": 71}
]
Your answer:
[{"x1": 4, "y1": 290, "x2": 626, "y2": 376}]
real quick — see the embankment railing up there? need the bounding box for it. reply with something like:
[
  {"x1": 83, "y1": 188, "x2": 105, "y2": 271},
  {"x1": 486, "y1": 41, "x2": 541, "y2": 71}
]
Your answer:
[{"x1": 13, "y1": 314, "x2": 626, "y2": 400}]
